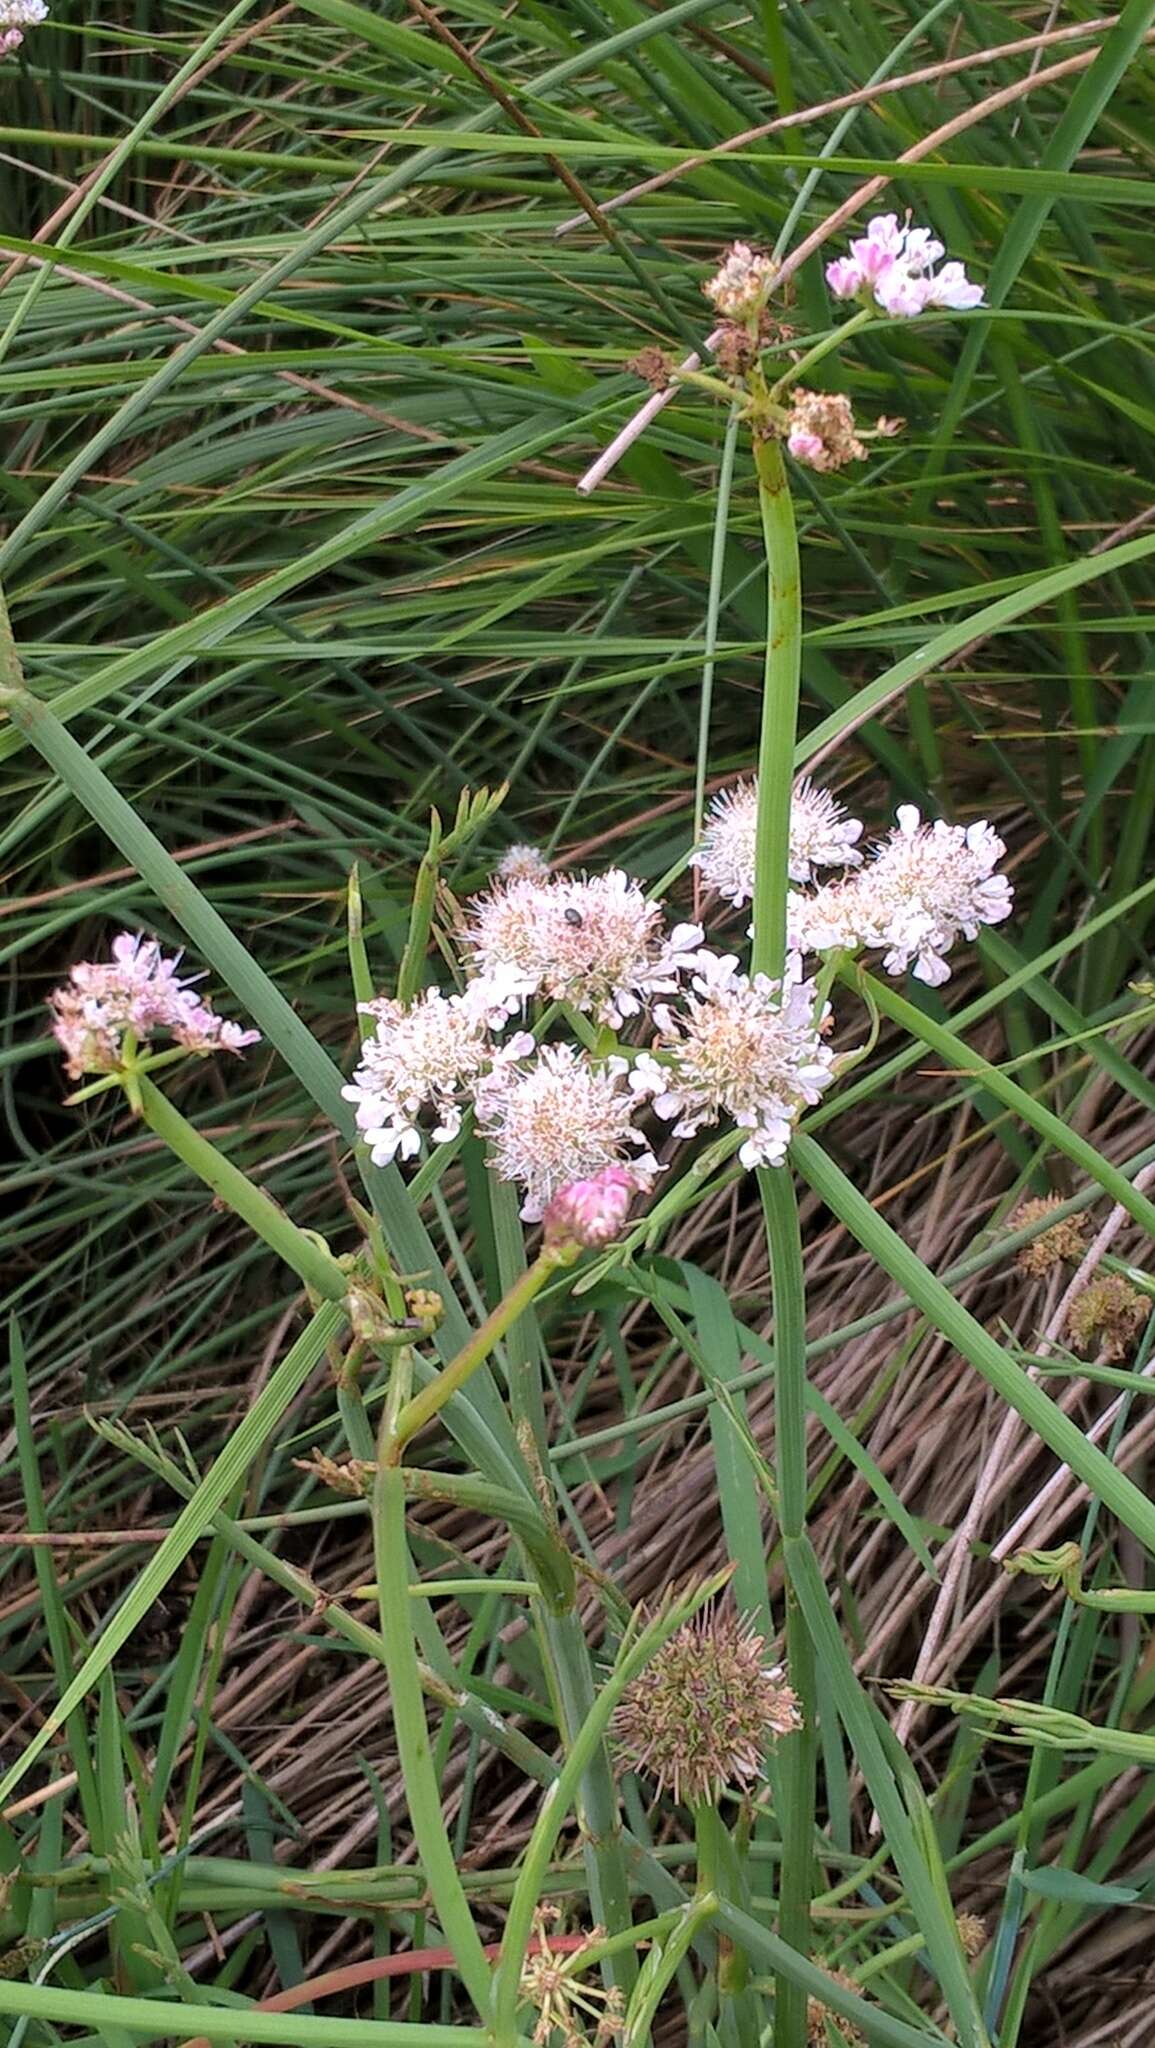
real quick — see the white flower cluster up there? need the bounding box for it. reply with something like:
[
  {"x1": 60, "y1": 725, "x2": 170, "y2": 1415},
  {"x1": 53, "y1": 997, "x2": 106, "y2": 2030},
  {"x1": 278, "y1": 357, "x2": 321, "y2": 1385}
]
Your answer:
[
  {"x1": 342, "y1": 851, "x2": 839, "y2": 1216},
  {"x1": 463, "y1": 867, "x2": 703, "y2": 1028},
  {"x1": 342, "y1": 986, "x2": 532, "y2": 1166},
  {"x1": 342, "y1": 777, "x2": 1011, "y2": 1213},
  {"x1": 696, "y1": 784, "x2": 1012, "y2": 986},
  {"x1": 703, "y1": 241, "x2": 777, "y2": 321},
  {"x1": 630, "y1": 953, "x2": 837, "y2": 1168},
  {"x1": 790, "y1": 806, "x2": 1013, "y2": 986},
  {"x1": 694, "y1": 777, "x2": 864, "y2": 905}
]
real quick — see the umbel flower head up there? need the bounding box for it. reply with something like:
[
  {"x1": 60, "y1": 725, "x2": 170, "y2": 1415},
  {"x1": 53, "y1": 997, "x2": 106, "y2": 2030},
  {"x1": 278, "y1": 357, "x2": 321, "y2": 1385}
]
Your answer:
[
  {"x1": 49, "y1": 933, "x2": 259, "y2": 1080},
  {"x1": 693, "y1": 777, "x2": 864, "y2": 906},
  {"x1": 342, "y1": 987, "x2": 531, "y2": 1166},
  {"x1": 463, "y1": 869, "x2": 703, "y2": 1028},
  {"x1": 826, "y1": 213, "x2": 983, "y2": 317},
  {"x1": 496, "y1": 842, "x2": 551, "y2": 883},
  {"x1": 630, "y1": 952, "x2": 837, "y2": 1168},
  {"x1": 473, "y1": 1041, "x2": 658, "y2": 1221},
  {"x1": 615, "y1": 1607, "x2": 801, "y2": 1808},
  {"x1": 520, "y1": 1907, "x2": 624, "y2": 2048},
  {"x1": 0, "y1": 0, "x2": 48, "y2": 50},
  {"x1": 790, "y1": 806, "x2": 1013, "y2": 986},
  {"x1": 703, "y1": 241, "x2": 776, "y2": 321}
]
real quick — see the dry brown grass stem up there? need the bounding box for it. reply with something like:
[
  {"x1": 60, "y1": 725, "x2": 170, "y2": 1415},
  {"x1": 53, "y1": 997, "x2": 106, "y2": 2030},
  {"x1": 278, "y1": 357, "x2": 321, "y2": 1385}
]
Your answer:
[{"x1": 554, "y1": 15, "x2": 1124, "y2": 238}]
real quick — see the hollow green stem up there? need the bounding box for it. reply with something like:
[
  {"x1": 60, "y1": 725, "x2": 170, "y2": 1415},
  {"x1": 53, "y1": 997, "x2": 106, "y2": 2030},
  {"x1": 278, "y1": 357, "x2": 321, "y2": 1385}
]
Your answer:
[
  {"x1": 385, "y1": 1248, "x2": 572, "y2": 1462},
  {"x1": 758, "y1": 1170, "x2": 816, "y2": 2048},
  {"x1": 372, "y1": 1420, "x2": 492, "y2": 2014},
  {"x1": 749, "y1": 436, "x2": 802, "y2": 983},
  {"x1": 746, "y1": 427, "x2": 814, "y2": 2047},
  {"x1": 134, "y1": 1076, "x2": 349, "y2": 1301}
]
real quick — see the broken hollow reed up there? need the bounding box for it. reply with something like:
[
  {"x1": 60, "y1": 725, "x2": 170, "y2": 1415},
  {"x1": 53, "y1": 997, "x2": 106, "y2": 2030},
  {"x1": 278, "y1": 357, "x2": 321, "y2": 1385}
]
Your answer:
[{"x1": 2, "y1": 4, "x2": 1155, "y2": 2047}]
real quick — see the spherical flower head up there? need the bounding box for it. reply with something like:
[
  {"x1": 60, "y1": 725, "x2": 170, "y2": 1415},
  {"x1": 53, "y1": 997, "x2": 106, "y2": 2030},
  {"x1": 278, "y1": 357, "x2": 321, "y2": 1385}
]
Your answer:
[
  {"x1": 703, "y1": 241, "x2": 776, "y2": 321},
  {"x1": 858, "y1": 805, "x2": 1013, "y2": 985},
  {"x1": 496, "y1": 842, "x2": 551, "y2": 884},
  {"x1": 631, "y1": 952, "x2": 836, "y2": 1168},
  {"x1": 342, "y1": 987, "x2": 521, "y2": 1166},
  {"x1": 1066, "y1": 1273, "x2": 1148, "y2": 1361},
  {"x1": 1011, "y1": 1195, "x2": 1089, "y2": 1278},
  {"x1": 463, "y1": 870, "x2": 703, "y2": 1028},
  {"x1": 615, "y1": 1607, "x2": 801, "y2": 1808},
  {"x1": 693, "y1": 778, "x2": 863, "y2": 908},
  {"x1": 542, "y1": 1164, "x2": 636, "y2": 1252},
  {"x1": 473, "y1": 1042, "x2": 657, "y2": 1221},
  {"x1": 48, "y1": 932, "x2": 259, "y2": 1079},
  {"x1": 788, "y1": 779, "x2": 865, "y2": 880}
]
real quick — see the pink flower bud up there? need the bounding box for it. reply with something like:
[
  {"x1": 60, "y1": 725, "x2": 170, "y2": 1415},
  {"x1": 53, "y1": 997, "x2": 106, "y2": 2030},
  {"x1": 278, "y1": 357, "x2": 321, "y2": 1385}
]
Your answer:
[{"x1": 542, "y1": 1164, "x2": 635, "y2": 1250}]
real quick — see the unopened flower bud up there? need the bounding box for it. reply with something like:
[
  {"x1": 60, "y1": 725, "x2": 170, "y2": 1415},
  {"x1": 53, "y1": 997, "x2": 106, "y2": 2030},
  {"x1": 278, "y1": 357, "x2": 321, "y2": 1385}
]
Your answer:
[
  {"x1": 542, "y1": 1165, "x2": 636, "y2": 1251},
  {"x1": 404, "y1": 1285, "x2": 444, "y2": 1335}
]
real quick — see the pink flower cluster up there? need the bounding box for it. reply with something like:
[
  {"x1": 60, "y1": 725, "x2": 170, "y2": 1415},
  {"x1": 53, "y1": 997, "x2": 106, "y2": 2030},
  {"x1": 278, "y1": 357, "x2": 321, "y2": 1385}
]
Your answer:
[
  {"x1": 826, "y1": 214, "x2": 983, "y2": 318},
  {"x1": 49, "y1": 933, "x2": 260, "y2": 1080}
]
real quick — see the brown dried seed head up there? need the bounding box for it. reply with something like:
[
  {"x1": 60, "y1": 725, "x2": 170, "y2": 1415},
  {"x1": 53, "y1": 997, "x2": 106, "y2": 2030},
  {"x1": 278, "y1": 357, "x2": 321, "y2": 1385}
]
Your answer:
[
  {"x1": 785, "y1": 388, "x2": 867, "y2": 472},
  {"x1": 806, "y1": 1963, "x2": 866, "y2": 2045},
  {"x1": 956, "y1": 1912, "x2": 987, "y2": 1959},
  {"x1": 628, "y1": 346, "x2": 671, "y2": 391},
  {"x1": 1066, "y1": 1273, "x2": 1149, "y2": 1361},
  {"x1": 1012, "y1": 1194, "x2": 1089, "y2": 1276}
]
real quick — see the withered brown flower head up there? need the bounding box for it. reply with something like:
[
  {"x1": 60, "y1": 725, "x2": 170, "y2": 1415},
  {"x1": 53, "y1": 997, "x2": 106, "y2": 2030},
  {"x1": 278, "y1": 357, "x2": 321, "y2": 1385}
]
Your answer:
[
  {"x1": 1066, "y1": 1272, "x2": 1149, "y2": 1361},
  {"x1": 785, "y1": 388, "x2": 868, "y2": 472},
  {"x1": 807, "y1": 1963, "x2": 866, "y2": 2045},
  {"x1": 956, "y1": 1911, "x2": 987, "y2": 1960},
  {"x1": 1011, "y1": 1194, "x2": 1089, "y2": 1277},
  {"x1": 614, "y1": 1607, "x2": 800, "y2": 1808}
]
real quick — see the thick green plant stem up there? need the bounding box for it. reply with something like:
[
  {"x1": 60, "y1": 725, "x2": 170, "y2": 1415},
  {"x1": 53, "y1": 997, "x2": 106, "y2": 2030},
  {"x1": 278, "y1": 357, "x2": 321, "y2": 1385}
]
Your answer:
[
  {"x1": 748, "y1": 430, "x2": 812, "y2": 2047},
  {"x1": 758, "y1": 1169, "x2": 816, "y2": 2048},
  {"x1": 135, "y1": 1077, "x2": 349, "y2": 1302},
  {"x1": 749, "y1": 435, "x2": 802, "y2": 984},
  {"x1": 371, "y1": 1446, "x2": 492, "y2": 2013}
]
